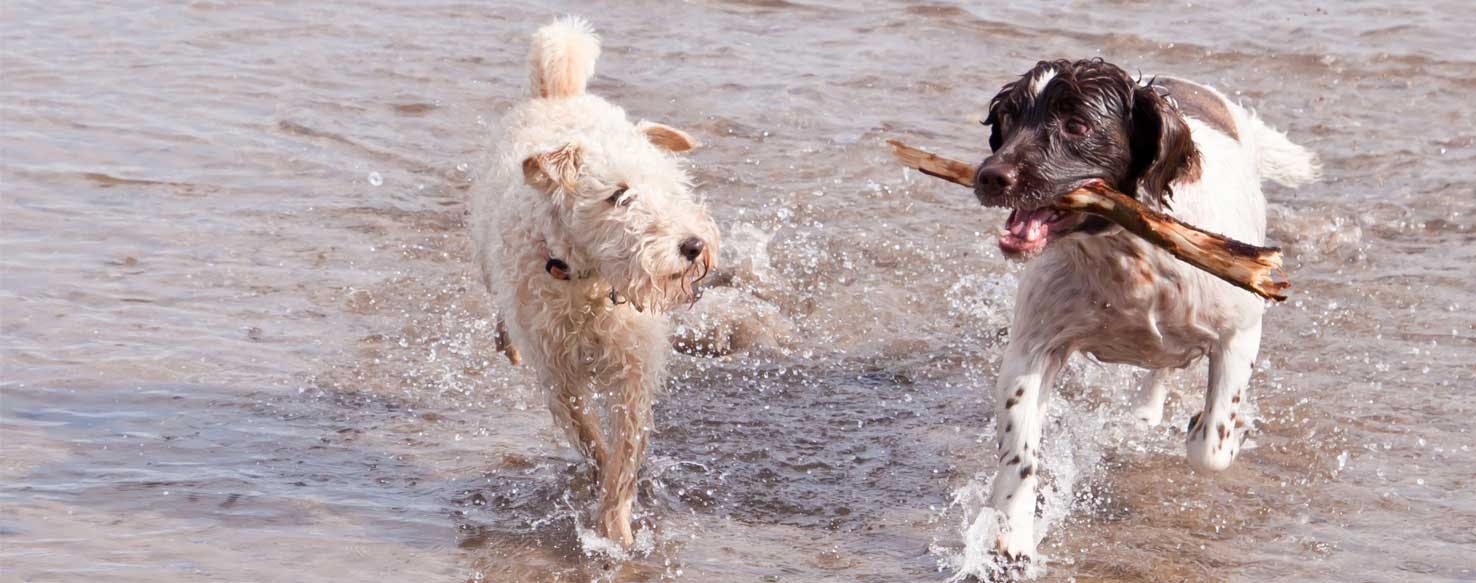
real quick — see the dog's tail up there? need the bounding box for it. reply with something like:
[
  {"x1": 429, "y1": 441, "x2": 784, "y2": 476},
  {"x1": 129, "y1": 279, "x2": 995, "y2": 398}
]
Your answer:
[
  {"x1": 1246, "y1": 112, "x2": 1321, "y2": 188},
  {"x1": 528, "y1": 16, "x2": 600, "y2": 99}
]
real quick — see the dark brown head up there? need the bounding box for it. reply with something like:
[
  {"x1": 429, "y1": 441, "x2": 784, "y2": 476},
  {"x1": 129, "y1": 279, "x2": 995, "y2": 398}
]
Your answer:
[{"x1": 975, "y1": 59, "x2": 1200, "y2": 258}]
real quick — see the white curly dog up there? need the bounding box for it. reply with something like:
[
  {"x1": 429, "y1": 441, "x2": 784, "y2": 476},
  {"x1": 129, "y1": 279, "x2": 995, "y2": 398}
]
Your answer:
[{"x1": 469, "y1": 17, "x2": 720, "y2": 548}]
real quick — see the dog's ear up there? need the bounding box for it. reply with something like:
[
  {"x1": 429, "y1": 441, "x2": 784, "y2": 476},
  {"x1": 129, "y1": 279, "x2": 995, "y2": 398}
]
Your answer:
[
  {"x1": 1130, "y1": 85, "x2": 1201, "y2": 206},
  {"x1": 637, "y1": 120, "x2": 699, "y2": 153},
  {"x1": 983, "y1": 107, "x2": 1004, "y2": 152},
  {"x1": 984, "y1": 76, "x2": 1024, "y2": 153},
  {"x1": 522, "y1": 143, "x2": 584, "y2": 193}
]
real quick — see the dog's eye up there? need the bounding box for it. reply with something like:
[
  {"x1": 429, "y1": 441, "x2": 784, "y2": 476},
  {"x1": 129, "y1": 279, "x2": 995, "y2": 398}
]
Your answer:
[
  {"x1": 607, "y1": 186, "x2": 633, "y2": 206},
  {"x1": 1064, "y1": 119, "x2": 1090, "y2": 137}
]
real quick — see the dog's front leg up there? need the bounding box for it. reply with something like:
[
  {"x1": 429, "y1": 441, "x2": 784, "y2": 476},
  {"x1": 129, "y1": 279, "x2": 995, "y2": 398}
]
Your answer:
[
  {"x1": 989, "y1": 344, "x2": 1067, "y2": 560},
  {"x1": 596, "y1": 356, "x2": 658, "y2": 548},
  {"x1": 1186, "y1": 320, "x2": 1260, "y2": 472},
  {"x1": 539, "y1": 361, "x2": 610, "y2": 473}
]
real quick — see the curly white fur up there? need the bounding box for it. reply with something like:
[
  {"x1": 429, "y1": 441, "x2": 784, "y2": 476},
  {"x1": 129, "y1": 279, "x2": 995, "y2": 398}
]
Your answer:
[
  {"x1": 528, "y1": 16, "x2": 600, "y2": 99},
  {"x1": 469, "y1": 17, "x2": 720, "y2": 549},
  {"x1": 988, "y1": 77, "x2": 1318, "y2": 559}
]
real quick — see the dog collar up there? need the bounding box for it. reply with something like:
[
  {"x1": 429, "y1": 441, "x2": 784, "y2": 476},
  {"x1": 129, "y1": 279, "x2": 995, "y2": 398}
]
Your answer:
[
  {"x1": 539, "y1": 244, "x2": 635, "y2": 309},
  {"x1": 544, "y1": 257, "x2": 595, "y2": 281},
  {"x1": 544, "y1": 257, "x2": 572, "y2": 280},
  {"x1": 544, "y1": 255, "x2": 632, "y2": 308}
]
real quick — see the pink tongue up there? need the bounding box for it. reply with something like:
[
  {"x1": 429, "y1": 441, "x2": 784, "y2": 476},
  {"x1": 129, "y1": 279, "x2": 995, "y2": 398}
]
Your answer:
[{"x1": 1008, "y1": 208, "x2": 1054, "y2": 241}]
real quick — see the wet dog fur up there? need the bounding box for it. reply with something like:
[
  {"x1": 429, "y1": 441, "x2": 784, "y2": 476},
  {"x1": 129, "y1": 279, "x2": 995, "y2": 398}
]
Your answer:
[
  {"x1": 973, "y1": 59, "x2": 1319, "y2": 559},
  {"x1": 469, "y1": 17, "x2": 720, "y2": 549}
]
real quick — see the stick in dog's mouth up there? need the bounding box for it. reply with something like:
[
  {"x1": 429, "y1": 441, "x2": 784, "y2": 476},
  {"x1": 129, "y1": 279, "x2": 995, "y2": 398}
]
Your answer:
[{"x1": 886, "y1": 139, "x2": 1291, "y2": 301}]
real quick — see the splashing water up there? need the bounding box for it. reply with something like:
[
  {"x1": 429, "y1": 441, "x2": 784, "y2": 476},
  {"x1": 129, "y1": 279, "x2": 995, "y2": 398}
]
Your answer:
[{"x1": 4, "y1": 1, "x2": 1474, "y2": 581}]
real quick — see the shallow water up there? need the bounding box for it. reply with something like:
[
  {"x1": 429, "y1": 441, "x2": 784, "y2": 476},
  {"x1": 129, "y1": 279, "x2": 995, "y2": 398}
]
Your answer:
[{"x1": 3, "y1": 1, "x2": 1474, "y2": 581}]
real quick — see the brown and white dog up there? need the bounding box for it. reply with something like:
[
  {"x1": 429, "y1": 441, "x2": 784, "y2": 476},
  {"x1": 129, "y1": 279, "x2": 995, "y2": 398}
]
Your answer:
[{"x1": 973, "y1": 59, "x2": 1318, "y2": 559}]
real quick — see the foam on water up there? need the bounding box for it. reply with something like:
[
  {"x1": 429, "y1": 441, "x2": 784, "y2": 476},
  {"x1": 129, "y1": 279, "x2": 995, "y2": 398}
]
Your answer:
[{"x1": 573, "y1": 517, "x2": 658, "y2": 562}]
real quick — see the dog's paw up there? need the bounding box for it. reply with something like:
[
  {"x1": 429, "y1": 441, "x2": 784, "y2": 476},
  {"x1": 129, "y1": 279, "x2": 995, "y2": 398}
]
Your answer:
[
  {"x1": 993, "y1": 530, "x2": 1035, "y2": 564},
  {"x1": 597, "y1": 499, "x2": 638, "y2": 550},
  {"x1": 1185, "y1": 411, "x2": 1248, "y2": 473},
  {"x1": 598, "y1": 517, "x2": 635, "y2": 550},
  {"x1": 1131, "y1": 401, "x2": 1164, "y2": 427}
]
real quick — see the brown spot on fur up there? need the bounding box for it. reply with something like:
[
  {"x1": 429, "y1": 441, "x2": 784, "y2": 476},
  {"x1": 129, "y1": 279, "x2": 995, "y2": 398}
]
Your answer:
[
  {"x1": 1008, "y1": 455, "x2": 1021, "y2": 465},
  {"x1": 1217, "y1": 423, "x2": 1229, "y2": 441},
  {"x1": 1157, "y1": 77, "x2": 1239, "y2": 141},
  {"x1": 1005, "y1": 398, "x2": 1018, "y2": 409},
  {"x1": 1005, "y1": 422, "x2": 1013, "y2": 433},
  {"x1": 1020, "y1": 465, "x2": 1034, "y2": 479},
  {"x1": 1232, "y1": 393, "x2": 1241, "y2": 404},
  {"x1": 1015, "y1": 388, "x2": 1024, "y2": 398}
]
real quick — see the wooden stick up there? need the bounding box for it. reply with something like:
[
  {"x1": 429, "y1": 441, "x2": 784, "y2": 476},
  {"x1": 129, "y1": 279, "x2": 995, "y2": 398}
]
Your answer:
[
  {"x1": 888, "y1": 139, "x2": 979, "y2": 187},
  {"x1": 1056, "y1": 183, "x2": 1290, "y2": 301},
  {"x1": 887, "y1": 139, "x2": 1290, "y2": 301}
]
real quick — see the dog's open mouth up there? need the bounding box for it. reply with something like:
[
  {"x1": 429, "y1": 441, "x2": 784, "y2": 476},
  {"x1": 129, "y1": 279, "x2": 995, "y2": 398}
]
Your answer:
[{"x1": 998, "y1": 206, "x2": 1087, "y2": 258}]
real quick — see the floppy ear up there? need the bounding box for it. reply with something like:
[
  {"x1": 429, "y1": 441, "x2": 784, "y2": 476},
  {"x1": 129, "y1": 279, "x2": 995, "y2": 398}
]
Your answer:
[
  {"x1": 983, "y1": 107, "x2": 1004, "y2": 152},
  {"x1": 636, "y1": 120, "x2": 699, "y2": 152},
  {"x1": 1130, "y1": 85, "x2": 1201, "y2": 206},
  {"x1": 983, "y1": 77, "x2": 1024, "y2": 153},
  {"x1": 522, "y1": 143, "x2": 583, "y2": 193}
]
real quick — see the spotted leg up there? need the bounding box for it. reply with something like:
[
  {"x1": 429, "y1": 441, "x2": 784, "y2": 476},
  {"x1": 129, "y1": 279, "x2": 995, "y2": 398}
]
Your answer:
[
  {"x1": 1186, "y1": 321, "x2": 1260, "y2": 472},
  {"x1": 1130, "y1": 368, "x2": 1169, "y2": 427},
  {"x1": 989, "y1": 344, "x2": 1068, "y2": 560}
]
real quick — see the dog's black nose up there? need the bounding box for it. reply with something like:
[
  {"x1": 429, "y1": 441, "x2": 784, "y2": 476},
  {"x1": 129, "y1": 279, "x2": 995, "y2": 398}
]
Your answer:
[
  {"x1": 679, "y1": 237, "x2": 705, "y2": 261},
  {"x1": 976, "y1": 162, "x2": 1018, "y2": 194}
]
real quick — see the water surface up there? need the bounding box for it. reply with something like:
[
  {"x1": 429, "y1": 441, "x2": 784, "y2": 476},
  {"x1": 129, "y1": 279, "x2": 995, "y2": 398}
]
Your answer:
[{"x1": 3, "y1": 1, "x2": 1474, "y2": 581}]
